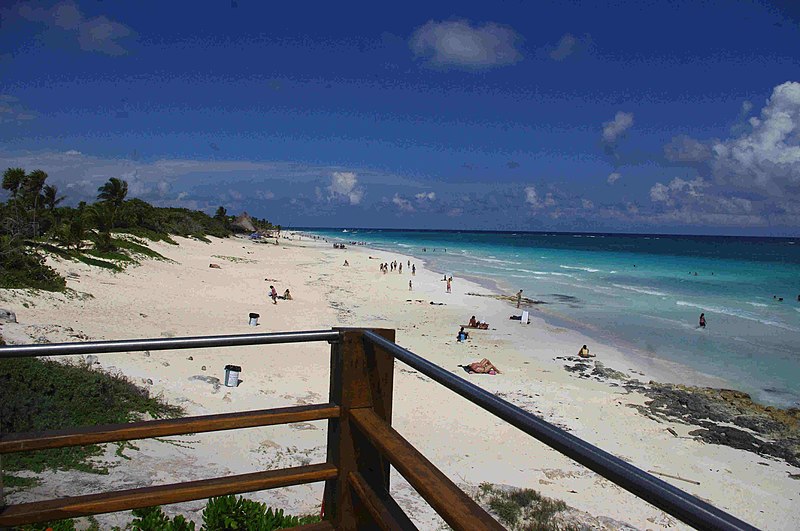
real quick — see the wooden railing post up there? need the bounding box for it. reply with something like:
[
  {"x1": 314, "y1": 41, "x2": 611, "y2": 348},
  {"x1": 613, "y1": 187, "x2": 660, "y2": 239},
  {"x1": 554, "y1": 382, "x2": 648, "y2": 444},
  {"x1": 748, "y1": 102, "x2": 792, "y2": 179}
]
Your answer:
[{"x1": 324, "y1": 328, "x2": 395, "y2": 530}]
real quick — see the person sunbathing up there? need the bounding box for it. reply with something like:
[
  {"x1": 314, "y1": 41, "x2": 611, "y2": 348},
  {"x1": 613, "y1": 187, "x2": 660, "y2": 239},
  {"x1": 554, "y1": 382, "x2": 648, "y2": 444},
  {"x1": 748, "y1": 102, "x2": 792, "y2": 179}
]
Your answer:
[
  {"x1": 461, "y1": 359, "x2": 500, "y2": 374},
  {"x1": 468, "y1": 316, "x2": 490, "y2": 329}
]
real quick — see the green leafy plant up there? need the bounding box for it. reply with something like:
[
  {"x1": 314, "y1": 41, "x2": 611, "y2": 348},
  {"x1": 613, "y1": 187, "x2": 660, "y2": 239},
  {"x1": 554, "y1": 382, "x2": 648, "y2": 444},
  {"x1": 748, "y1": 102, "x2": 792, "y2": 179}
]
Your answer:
[
  {"x1": 131, "y1": 506, "x2": 195, "y2": 530},
  {"x1": 201, "y1": 495, "x2": 320, "y2": 530}
]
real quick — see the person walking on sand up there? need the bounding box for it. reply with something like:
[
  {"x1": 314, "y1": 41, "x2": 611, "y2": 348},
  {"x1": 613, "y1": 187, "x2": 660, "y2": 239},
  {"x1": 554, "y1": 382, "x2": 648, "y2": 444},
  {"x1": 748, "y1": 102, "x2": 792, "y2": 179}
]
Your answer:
[
  {"x1": 409, "y1": 280, "x2": 412, "y2": 291},
  {"x1": 269, "y1": 285, "x2": 278, "y2": 305},
  {"x1": 446, "y1": 278, "x2": 452, "y2": 293},
  {"x1": 412, "y1": 264, "x2": 416, "y2": 275},
  {"x1": 516, "y1": 289, "x2": 523, "y2": 308},
  {"x1": 699, "y1": 313, "x2": 706, "y2": 328}
]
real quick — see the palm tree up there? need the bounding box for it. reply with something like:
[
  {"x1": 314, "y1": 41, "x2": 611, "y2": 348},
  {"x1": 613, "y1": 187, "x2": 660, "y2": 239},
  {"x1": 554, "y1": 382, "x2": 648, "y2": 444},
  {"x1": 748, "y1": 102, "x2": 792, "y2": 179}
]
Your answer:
[
  {"x1": 23, "y1": 170, "x2": 48, "y2": 237},
  {"x1": 42, "y1": 184, "x2": 66, "y2": 234},
  {"x1": 97, "y1": 177, "x2": 128, "y2": 230},
  {"x1": 88, "y1": 202, "x2": 116, "y2": 252},
  {"x1": 2, "y1": 168, "x2": 25, "y2": 200},
  {"x1": 42, "y1": 184, "x2": 65, "y2": 213},
  {"x1": 97, "y1": 177, "x2": 128, "y2": 207}
]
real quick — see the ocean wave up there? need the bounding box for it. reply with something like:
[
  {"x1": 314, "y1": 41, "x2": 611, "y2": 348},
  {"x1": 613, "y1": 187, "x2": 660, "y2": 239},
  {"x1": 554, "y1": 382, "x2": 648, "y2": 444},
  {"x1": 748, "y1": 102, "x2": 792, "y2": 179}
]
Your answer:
[
  {"x1": 560, "y1": 265, "x2": 600, "y2": 273},
  {"x1": 611, "y1": 284, "x2": 667, "y2": 296},
  {"x1": 676, "y1": 301, "x2": 800, "y2": 332},
  {"x1": 747, "y1": 302, "x2": 768, "y2": 308}
]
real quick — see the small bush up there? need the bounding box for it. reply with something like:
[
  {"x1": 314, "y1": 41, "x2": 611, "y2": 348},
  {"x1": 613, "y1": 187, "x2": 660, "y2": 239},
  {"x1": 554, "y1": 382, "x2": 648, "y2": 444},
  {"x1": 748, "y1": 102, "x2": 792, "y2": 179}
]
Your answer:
[
  {"x1": 131, "y1": 506, "x2": 196, "y2": 530},
  {"x1": 0, "y1": 357, "x2": 183, "y2": 476},
  {"x1": 0, "y1": 237, "x2": 65, "y2": 291},
  {"x1": 202, "y1": 495, "x2": 321, "y2": 530},
  {"x1": 477, "y1": 483, "x2": 571, "y2": 531}
]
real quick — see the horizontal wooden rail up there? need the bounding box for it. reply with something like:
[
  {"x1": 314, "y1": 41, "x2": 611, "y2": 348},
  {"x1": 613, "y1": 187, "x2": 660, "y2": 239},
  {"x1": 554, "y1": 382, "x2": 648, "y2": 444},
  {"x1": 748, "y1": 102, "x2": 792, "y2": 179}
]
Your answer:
[
  {"x1": 0, "y1": 463, "x2": 338, "y2": 527},
  {"x1": 350, "y1": 408, "x2": 503, "y2": 531},
  {"x1": 0, "y1": 404, "x2": 340, "y2": 454},
  {"x1": 347, "y1": 471, "x2": 418, "y2": 531}
]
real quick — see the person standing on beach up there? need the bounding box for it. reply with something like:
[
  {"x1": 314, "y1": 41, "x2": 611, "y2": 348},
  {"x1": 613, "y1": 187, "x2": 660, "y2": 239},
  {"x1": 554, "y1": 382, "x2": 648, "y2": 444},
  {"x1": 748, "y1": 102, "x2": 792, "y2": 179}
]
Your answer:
[
  {"x1": 516, "y1": 289, "x2": 523, "y2": 308},
  {"x1": 699, "y1": 313, "x2": 706, "y2": 328},
  {"x1": 412, "y1": 264, "x2": 416, "y2": 275},
  {"x1": 269, "y1": 285, "x2": 278, "y2": 305},
  {"x1": 409, "y1": 280, "x2": 412, "y2": 291},
  {"x1": 446, "y1": 278, "x2": 452, "y2": 293}
]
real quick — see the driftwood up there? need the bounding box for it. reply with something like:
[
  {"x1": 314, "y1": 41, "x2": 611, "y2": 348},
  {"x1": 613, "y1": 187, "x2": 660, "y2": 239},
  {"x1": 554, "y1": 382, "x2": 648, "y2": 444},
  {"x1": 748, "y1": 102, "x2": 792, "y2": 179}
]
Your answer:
[{"x1": 647, "y1": 469, "x2": 700, "y2": 485}]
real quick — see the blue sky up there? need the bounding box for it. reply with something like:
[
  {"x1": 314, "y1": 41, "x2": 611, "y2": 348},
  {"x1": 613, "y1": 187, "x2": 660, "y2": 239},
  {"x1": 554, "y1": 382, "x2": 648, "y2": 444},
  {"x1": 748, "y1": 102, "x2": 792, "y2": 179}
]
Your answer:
[{"x1": 1, "y1": 1, "x2": 799, "y2": 235}]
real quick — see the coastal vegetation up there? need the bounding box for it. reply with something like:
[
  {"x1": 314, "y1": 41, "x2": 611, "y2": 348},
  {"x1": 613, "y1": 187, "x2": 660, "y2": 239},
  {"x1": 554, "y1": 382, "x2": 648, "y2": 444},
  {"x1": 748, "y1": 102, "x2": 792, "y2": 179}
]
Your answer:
[
  {"x1": 0, "y1": 354, "x2": 184, "y2": 488},
  {"x1": 0, "y1": 167, "x2": 280, "y2": 291},
  {"x1": 16, "y1": 495, "x2": 321, "y2": 530}
]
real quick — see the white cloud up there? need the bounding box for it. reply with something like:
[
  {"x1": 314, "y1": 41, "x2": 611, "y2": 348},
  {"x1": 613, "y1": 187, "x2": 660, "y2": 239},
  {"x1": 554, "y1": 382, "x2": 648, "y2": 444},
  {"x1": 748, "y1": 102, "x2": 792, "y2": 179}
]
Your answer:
[
  {"x1": 228, "y1": 189, "x2": 243, "y2": 201},
  {"x1": 649, "y1": 177, "x2": 709, "y2": 206},
  {"x1": 524, "y1": 186, "x2": 541, "y2": 208},
  {"x1": 741, "y1": 100, "x2": 753, "y2": 115},
  {"x1": 664, "y1": 135, "x2": 712, "y2": 163},
  {"x1": 447, "y1": 208, "x2": 463, "y2": 217},
  {"x1": 710, "y1": 81, "x2": 800, "y2": 196},
  {"x1": 17, "y1": 1, "x2": 132, "y2": 56},
  {"x1": 581, "y1": 198, "x2": 594, "y2": 209},
  {"x1": 177, "y1": 191, "x2": 188, "y2": 200},
  {"x1": 415, "y1": 191, "x2": 436, "y2": 201},
  {"x1": 602, "y1": 111, "x2": 634, "y2": 143},
  {"x1": 549, "y1": 33, "x2": 577, "y2": 61},
  {"x1": 544, "y1": 193, "x2": 556, "y2": 207},
  {"x1": 256, "y1": 190, "x2": 275, "y2": 200},
  {"x1": 409, "y1": 19, "x2": 522, "y2": 69},
  {"x1": 607, "y1": 172, "x2": 621, "y2": 184},
  {"x1": 328, "y1": 171, "x2": 364, "y2": 205},
  {"x1": 392, "y1": 194, "x2": 414, "y2": 212},
  {"x1": 64, "y1": 149, "x2": 81, "y2": 156}
]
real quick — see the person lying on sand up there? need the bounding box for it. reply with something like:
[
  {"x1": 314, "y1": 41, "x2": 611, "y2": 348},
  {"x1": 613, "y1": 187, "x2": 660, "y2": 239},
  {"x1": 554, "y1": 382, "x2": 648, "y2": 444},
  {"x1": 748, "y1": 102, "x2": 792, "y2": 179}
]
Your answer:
[
  {"x1": 468, "y1": 316, "x2": 489, "y2": 329},
  {"x1": 459, "y1": 359, "x2": 500, "y2": 375}
]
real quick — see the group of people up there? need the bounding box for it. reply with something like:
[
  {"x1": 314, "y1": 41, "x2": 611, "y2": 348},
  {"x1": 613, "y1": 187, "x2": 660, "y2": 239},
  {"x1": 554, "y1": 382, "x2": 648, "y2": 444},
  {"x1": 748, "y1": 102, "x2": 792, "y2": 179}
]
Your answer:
[
  {"x1": 379, "y1": 260, "x2": 416, "y2": 275},
  {"x1": 267, "y1": 284, "x2": 292, "y2": 304}
]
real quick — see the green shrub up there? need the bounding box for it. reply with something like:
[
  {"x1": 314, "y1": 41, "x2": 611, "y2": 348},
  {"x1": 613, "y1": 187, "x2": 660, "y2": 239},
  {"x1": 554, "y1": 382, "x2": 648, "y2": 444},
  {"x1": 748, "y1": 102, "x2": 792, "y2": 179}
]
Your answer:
[
  {"x1": 0, "y1": 237, "x2": 65, "y2": 291},
  {"x1": 0, "y1": 357, "x2": 183, "y2": 476},
  {"x1": 202, "y1": 495, "x2": 320, "y2": 530},
  {"x1": 131, "y1": 506, "x2": 196, "y2": 530}
]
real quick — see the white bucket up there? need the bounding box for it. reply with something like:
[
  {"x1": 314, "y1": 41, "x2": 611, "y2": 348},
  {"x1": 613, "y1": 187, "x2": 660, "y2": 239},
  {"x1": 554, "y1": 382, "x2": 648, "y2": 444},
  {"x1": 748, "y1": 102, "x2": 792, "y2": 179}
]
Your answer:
[
  {"x1": 248, "y1": 312, "x2": 259, "y2": 326},
  {"x1": 224, "y1": 364, "x2": 241, "y2": 387}
]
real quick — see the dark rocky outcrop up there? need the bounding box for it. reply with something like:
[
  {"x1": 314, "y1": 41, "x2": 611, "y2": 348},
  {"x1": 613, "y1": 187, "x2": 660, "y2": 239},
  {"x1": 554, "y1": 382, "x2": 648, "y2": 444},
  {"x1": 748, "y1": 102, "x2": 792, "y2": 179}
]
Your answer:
[{"x1": 560, "y1": 358, "x2": 800, "y2": 467}]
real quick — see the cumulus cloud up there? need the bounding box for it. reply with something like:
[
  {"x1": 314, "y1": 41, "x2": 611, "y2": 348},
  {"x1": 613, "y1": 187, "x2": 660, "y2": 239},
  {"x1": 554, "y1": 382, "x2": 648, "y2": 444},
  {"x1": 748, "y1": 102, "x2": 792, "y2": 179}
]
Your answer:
[
  {"x1": 649, "y1": 177, "x2": 709, "y2": 206},
  {"x1": 581, "y1": 198, "x2": 594, "y2": 209},
  {"x1": 548, "y1": 33, "x2": 593, "y2": 61},
  {"x1": 17, "y1": 1, "x2": 133, "y2": 56},
  {"x1": 524, "y1": 186, "x2": 541, "y2": 208},
  {"x1": 392, "y1": 194, "x2": 414, "y2": 212},
  {"x1": 664, "y1": 135, "x2": 712, "y2": 163},
  {"x1": 710, "y1": 81, "x2": 800, "y2": 196},
  {"x1": 328, "y1": 171, "x2": 364, "y2": 205},
  {"x1": 607, "y1": 172, "x2": 621, "y2": 185},
  {"x1": 602, "y1": 111, "x2": 634, "y2": 143},
  {"x1": 409, "y1": 19, "x2": 522, "y2": 69},
  {"x1": 415, "y1": 191, "x2": 436, "y2": 201}
]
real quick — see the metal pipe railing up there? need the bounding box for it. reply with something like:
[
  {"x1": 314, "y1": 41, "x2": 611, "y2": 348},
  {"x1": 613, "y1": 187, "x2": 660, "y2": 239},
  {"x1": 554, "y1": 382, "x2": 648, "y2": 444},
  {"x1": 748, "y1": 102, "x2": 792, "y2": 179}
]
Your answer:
[
  {"x1": 362, "y1": 330, "x2": 757, "y2": 531},
  {"x1": 0, "y1": 330, "x2": 341, "y2": 359}
]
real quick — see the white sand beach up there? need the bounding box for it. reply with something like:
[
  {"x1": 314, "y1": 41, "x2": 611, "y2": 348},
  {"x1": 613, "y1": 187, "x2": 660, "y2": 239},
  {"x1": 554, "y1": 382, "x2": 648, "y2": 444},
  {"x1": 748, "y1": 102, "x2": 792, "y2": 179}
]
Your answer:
[{"x1": 1, "y1": 234, "x2": 798, "y2": 530}]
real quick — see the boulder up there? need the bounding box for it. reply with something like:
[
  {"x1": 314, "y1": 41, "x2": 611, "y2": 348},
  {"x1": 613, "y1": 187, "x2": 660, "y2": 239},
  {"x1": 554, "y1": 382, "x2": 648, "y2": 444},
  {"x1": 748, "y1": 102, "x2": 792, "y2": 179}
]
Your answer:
[{"x1": 0, "y1": 309, "x2": 16, "y2": 323}]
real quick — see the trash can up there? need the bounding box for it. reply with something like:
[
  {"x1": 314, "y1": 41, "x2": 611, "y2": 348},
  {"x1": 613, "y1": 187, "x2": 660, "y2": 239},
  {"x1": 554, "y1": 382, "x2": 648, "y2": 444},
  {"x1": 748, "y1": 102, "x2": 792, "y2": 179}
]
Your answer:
[
  {"x1": 248, "y1": 312, "x2": 259, "y2": 326},
  {"x1": 224, "y1": 364, "x2": 241, "y2": 387}
]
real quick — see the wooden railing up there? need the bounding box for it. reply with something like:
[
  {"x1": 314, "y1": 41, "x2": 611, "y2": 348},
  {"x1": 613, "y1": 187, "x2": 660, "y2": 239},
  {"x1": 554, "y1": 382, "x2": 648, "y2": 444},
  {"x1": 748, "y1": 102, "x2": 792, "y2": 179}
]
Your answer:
[{"x1": 0, "y1": 329, "x2": 757, "y2": 530}]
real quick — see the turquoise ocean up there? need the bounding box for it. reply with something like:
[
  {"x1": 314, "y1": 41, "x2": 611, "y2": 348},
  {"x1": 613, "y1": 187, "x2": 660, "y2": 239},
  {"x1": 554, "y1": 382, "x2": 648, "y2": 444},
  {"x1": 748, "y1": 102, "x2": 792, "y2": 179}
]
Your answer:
[{"x1": 304, "y1": 229, "x2": 800, "y2": 408}]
